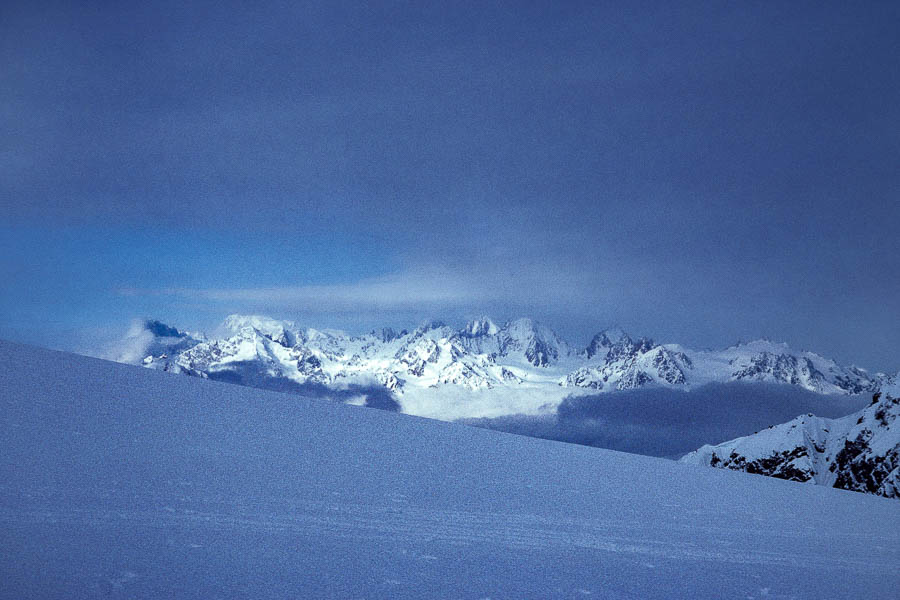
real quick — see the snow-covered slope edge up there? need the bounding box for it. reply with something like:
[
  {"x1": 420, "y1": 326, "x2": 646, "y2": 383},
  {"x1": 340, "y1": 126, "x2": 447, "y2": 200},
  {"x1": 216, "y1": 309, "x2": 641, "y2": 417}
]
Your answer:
[
  {"x1": 680, "y1": 378, "x2": 900, "y2": 498},
  {"x1": 2, "y1": 339, "x2": 899, "y2": 598}
]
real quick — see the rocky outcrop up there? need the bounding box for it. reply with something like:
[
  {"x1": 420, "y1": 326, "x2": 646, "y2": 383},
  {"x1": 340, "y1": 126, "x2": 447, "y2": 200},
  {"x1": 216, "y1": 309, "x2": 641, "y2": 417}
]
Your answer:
[{"x1": 681, "y1": 388, "x2": 900, "y2": 498}]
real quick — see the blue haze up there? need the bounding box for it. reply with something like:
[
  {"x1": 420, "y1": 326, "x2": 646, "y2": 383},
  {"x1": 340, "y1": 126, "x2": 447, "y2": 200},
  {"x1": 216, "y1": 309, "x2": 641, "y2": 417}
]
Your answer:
[{"x1": 2, "y1": 1, "x2": 900, "y2": 371}]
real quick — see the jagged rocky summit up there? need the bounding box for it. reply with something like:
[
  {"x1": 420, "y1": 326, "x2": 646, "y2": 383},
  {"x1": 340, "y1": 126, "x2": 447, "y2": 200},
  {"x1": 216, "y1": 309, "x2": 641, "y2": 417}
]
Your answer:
[
  {"x1": 680, "y1": 378, "x2": 900, "y2": 499},
  {"x1": 114, "y1": 314, "x2": 892, "y2": 420}
]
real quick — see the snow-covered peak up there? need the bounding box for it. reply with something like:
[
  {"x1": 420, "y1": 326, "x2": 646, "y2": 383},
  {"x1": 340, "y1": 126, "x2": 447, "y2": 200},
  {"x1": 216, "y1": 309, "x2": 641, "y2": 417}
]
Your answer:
[
  {"x1": 502, "y1": 318, "x2": 560, "y2": 345},
  {"x1": 503, "y1": 317, "x2": 536, "y2": 335},
  {"x1": 727, "y1": 338, "x2": 793, "y2": 354},
  {"x1": 585, "y1": 327, "x2": 636, "y2": 359},
  {"x1": 594, "y1": 326, "x2": 630, "y2": 346},
  {"x1": 499, "y1": 318, "x2": 568, "y2": 367},
  {"x1": 462, "y1": 317, "x2": 499, "y2": 337},
  {"x1": 881, "y1": 373, "x2": 900, "y2": 399},
  {"x1": 221, "y1": 314, "x2": 300, "y2": 347},
  {"x1": 222, "y1": 314, "x2": 295, "y2": 333},
  {"x1": 370, "y1": 327, "x2": 407, "y2": 343},
  {"x1": 414, "y1": 320, "x2": 448, "y2": 334}
]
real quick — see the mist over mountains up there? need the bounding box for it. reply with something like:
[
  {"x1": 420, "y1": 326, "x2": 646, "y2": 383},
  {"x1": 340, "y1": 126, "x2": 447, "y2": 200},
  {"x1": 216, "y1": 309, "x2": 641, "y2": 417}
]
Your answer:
[{"x1": 464, "y1": 382, "x2": 870, "y2": 459}]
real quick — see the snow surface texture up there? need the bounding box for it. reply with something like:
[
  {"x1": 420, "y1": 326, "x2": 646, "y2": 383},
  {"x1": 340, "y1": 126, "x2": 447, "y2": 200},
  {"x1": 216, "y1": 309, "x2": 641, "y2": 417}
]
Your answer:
[
  {"x1": 120, "y1": 315, "x2": 890, "y2": 421},
  {"x1": 681, "y1": 379, "x2": 900, "y2": 498},
  {"x1": 2, "y1": 340, "x2": 899, "y2": 599}
]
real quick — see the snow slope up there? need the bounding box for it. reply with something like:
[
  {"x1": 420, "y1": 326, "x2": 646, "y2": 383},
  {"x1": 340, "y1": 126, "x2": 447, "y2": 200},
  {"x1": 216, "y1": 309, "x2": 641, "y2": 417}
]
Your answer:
[
  {"x1": 681, "y1": 378, "x2": 900, "y2": 498},
  {"x1": 123, "y1": 315, "x2": 891, "y2": 420},
  {"x1": 1, "y1": 340, "x2": 899, "y2": 598}
]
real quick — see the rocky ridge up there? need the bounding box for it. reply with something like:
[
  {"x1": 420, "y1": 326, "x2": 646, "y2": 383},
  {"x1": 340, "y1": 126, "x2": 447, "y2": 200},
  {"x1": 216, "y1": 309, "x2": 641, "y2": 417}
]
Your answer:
[{"x1": 680, "y1": 378, "x2": 900, "y2": 498}]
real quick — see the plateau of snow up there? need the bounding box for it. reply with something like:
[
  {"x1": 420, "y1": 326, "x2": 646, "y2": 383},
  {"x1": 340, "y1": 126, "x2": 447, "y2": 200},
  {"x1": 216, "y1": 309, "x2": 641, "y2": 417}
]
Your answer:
[{"x1": 2, "y1": 340, "x2": 898, "y2": 598}]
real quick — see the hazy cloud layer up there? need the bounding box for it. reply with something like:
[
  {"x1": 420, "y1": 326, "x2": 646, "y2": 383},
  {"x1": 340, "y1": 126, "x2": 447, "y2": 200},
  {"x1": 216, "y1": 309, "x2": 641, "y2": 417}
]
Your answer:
[
  {"x1": 462, "y1": 383, "x2": 871, "y2": 459},
  {"x1": 116, "y1": 266, "x2": 498, "y2": 310},
  {"x1": 206, "y1": 363, "x2": 400, "y2": 412}
]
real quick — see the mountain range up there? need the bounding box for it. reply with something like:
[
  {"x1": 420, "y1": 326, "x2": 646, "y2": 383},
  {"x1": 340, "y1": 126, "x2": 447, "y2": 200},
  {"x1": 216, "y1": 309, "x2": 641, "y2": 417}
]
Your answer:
[{"x1": 115, "y1": 314, "x2": 894, "y2": 421}]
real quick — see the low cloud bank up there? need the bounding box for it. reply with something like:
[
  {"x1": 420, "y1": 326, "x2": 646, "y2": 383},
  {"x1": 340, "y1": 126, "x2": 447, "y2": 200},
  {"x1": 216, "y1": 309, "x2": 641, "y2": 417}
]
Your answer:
[
  {"x1": 461, "y1": 382, "x2": 871, "y2": 459},
  {"x1": 206, "y1": 363, "x2": 400, "y2": 412},
  {"x1": 102, "y1": 319, "x2": 198, "y2": 364}
]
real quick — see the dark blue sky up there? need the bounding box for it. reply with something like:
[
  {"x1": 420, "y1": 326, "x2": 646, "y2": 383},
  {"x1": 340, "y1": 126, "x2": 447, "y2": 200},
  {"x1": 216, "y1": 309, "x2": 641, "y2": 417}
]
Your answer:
[{"x1": 2, "y1": 1, "x2": 899, "y2": 371}]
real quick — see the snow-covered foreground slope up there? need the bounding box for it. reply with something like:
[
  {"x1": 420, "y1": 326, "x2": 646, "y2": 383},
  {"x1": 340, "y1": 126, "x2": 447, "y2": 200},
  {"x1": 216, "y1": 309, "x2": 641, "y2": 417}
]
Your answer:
[
  {"x1": 681, "y1": 381, "x2": 900, "y2": 498},
  {"x1": 2, "y1": 340, "x2": 899, "y2": 599},
  {"x1": 116, "y1": 315, "x2": 890, "y2": 420}
]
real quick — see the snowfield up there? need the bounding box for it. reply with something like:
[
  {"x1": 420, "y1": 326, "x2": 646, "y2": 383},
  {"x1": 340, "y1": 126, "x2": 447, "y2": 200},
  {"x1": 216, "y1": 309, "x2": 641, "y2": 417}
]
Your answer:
[{"x1": 1, "y1": 340, "x2": 898, "y2": 599}]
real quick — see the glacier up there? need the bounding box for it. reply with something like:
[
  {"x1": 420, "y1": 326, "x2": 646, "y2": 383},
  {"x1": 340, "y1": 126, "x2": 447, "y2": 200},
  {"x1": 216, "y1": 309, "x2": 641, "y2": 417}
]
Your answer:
[{"x1": 1, "y1": 339, "x2": 899, "y2": 598}]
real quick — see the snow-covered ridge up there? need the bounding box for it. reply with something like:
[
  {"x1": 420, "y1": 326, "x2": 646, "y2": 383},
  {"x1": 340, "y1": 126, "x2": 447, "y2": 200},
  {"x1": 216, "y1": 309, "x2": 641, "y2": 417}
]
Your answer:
[
  {"x1": 680, "y1": 379, "x2": 900, "y2": 498},
  {"x1": 122, "y1": 314, "x2": 893, "y2": 419}
]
